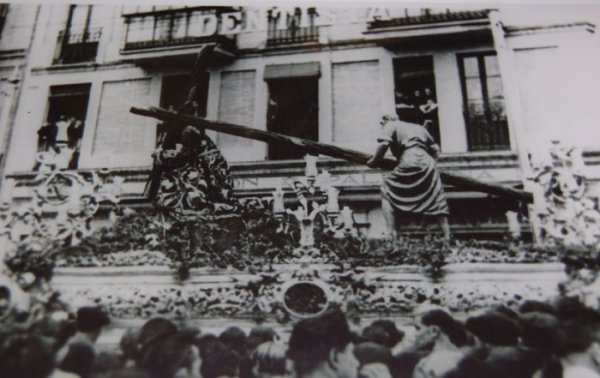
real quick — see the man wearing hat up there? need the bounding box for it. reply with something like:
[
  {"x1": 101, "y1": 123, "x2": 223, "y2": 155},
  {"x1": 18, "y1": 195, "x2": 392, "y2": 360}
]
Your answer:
[{"x1": 287, "y1": 308, "x2": 359, "y2": 378}]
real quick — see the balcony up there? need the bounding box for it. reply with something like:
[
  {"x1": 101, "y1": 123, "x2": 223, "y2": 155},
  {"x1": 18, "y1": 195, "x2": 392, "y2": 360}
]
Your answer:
[
  {"x1": 363, "y1": 9, "x2": 492, "y2": 49},
  {"x1": 266, "y1": 8, "x2": 319, "y2": 47},
  {"x1": 367, "y1": 10, "x2": 490, "y2": 30},
  {"x1": 267, "y1": 25, "x2": 319, "y2": 47},
  {"x1": 466, "y1": 116, "x2": 510, "y2": 151},
  {"x1": 53, "y1": 28, "x2": 101, "y2": 65},
  {"x1": 122, "y1": 7, "x2": 237, "y2": 52}
]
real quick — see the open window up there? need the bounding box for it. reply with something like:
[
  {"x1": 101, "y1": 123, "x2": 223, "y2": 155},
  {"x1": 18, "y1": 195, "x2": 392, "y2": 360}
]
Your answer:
[
  {"x1": 266, "y1": 77, "x2": 318, "y2": 160},
  {"x1": 393, "y1": 56, "x2": 440, "y2": 145},
  {"x1": 36, "y1": 83, "x2": 90, "y2": 170},
  {"x1": 264, "y1": 62, "x2": 319, "y2": 160}
]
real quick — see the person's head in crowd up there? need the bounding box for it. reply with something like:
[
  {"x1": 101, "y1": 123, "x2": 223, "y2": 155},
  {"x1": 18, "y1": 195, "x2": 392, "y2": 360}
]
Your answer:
[
  {"x1": 59, "y1": 341, "x2": 96, "y2": 377},
  {"x1": 420, "y1": 309, "x2": 469, "y2": 349},
  {"x1": 520, "y1": 311, "x2": 563, "y2": 354},
  {"x1": 136, "y1": 317, "x2": 178, "y2": 355},
  {"x1": 369, "y1": 320, "x2": 404, "y2": 348},
  {"x1": 104, "y1": 367, "x2": 151, "y2": 378},
  {"x1": 195, "y1": 333, "x2": 219, "y2": 358},
  {"x1": 443, "y1": 348, "x2": 490, "y2": 378},
  {"x1": 466, "y1": 311, "x2": 522, "y2": 347},
  {"x1": 247, "y1": 326, "x2": 279, "y2": 351},
  {"x1": 357, "y1": 362, "x2": 393, "y2": 378},
  {"x1": 519, "y1": 300, "x2": 556, "y2": 315},
  {"x1": 0, "y1": 334, "x2": 55, "y2": 378},
  {"x1": 484, "y1": 345, "x2": 548, "y2": 378},
  {"x1": 287, "y1": 308, "x2": 359, "y2": 378},
  {"x1": 219, "y1": 326, "x2": 247, "y2": 355},
  {"x1": 388, "y1": 348, "x2": 429, "y2": 378},
  {"x1": 200, "y1": 341, "x2": 241, "y2": 378},
  {"x1": 353, "y1": 342, "x2": 391, "y2": 368},
  {"x1": 361, "y1": 325, "x2": 390, "y2": 348},
  {"x1": 251, "y1": 341, "x2": 291, "y2": 378},
  {"x1": 76, "y1": 306, "x2": 110, "y2": 342},
  {"x1": 120, "y1": 327, "x2": 141, "y2": 363},
  {"x1": 91, "y1": 351, "x2": 125, "y2": 377},
  {"x1": 494, "y1": 305, "x2": 520, "y2": 321},
  {"x1": 555, "y1": 304, "x2": 600, "y2": 376},
  {"x1": 138, "y1": 331, "x2": 201, "y2": 378},
  {"x1": 553, "y1": 296, "x2": 589, "y2": 321},
  {"x1": 29, "y1": 316, "x2": 76, "y2": 351}
]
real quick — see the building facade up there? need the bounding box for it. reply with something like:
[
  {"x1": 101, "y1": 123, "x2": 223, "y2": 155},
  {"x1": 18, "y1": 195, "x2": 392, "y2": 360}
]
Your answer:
[{"x1": 1, "y1": 3, "x2": 599, "y2": 238}]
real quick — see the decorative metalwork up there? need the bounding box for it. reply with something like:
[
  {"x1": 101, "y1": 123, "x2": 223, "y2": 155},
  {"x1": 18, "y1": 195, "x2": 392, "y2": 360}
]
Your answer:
[
  {"x1": 271, "y1": 155, "x2": 356, "y2": 251},
  {"x1": 266, "y1": 7, "x2": 319, "y2": 46},
  {"x1": 529, "y1": 140, "x2": 600, "y2": 248},
  {"x1": 53, "y1": 28, "x2": 102, "y2": 65},
  {"x1": 52, "y1": 262, "x2": 563, "y2": 320},
  {"x1": 0, "y1": 155, "x2": 123, "y2": 251},
  {"x1": 122, "y1": 7, "x2": 236, "y2": 51}
]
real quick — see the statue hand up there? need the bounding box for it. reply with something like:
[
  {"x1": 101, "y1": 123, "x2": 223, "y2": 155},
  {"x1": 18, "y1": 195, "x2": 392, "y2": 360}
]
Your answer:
[{"x1": 366, "y1": 157, "x2": 378, "y2": 168}]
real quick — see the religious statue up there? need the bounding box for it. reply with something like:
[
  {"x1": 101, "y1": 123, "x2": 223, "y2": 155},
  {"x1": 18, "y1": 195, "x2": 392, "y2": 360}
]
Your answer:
[
  {"x1": 367, "y1": 114, "x2": 450, "y2": 244},
  {"x1": 146, "y1": 45, "x2": 238, "y2": 222}
]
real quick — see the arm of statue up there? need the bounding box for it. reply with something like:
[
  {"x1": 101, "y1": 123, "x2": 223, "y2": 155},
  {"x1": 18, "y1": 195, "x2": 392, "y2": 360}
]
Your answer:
[
  {"x1": 429, "y1": 143, "x2": 440, "y2": 160},
  {"x1": 366, "y1": 142, "x2": 389, "y2": 168}
]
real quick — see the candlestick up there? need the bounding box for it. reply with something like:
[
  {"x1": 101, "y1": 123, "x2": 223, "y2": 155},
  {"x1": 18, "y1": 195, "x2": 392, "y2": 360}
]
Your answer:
[
  {"x1": 305, "y1": 155, "x2": 318, "y2": 177},
  {"x1": 272, "y1": 186, "x2": 285, "y2": 214},
  {"x1": 318, "y1": 170, "x2": 331, "y2": 191},
  {"x1": 327, "y1": 186, "x2": 339, "y2": 213},
  {"x1": 505, "y1": 211, "x2": 521, "y2": 239},
  {"x1": 341, "y1": 206, "x2": 353, "y2": 230}
]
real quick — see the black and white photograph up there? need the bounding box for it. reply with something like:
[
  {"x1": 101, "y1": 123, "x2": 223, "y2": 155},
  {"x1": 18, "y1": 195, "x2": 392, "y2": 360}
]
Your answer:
[{"x1": 0, "y1": 1, "x2": 600, "y2": 377}]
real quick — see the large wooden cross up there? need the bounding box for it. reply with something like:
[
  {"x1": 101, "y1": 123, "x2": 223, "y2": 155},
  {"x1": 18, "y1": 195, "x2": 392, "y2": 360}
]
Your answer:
[{"x1": 131, "y1": 106, "x2": 533, "y2": 204}]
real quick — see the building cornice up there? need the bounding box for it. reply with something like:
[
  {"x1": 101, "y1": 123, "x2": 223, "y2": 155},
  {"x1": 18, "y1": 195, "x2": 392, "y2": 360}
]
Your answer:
[{"x1": 505, "y1": 22, "x2": 595, "y2": 37}]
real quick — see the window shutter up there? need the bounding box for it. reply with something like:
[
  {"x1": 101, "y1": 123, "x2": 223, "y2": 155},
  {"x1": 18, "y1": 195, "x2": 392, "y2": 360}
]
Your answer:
[
  {"x1": 93, "y1": 78, "x2": 153, "y2": 156},
  {"x1": 217, "y1": 70, "x2": 256, "y2": 161},
  {"x1": 332, "y1": 60, "x2": 381, "y2": 151}
]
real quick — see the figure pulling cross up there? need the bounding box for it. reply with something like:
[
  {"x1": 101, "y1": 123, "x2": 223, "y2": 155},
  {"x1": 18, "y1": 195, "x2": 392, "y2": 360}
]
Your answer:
[{"x1": 367, "y1": 114, "x2": 451, "y2": 243}]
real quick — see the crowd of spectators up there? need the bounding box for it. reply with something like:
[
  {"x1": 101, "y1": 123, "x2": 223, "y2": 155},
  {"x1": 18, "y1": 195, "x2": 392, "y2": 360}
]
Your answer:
[{"x1": 1, "y1": 295, "x2": 600, "y2": 378}]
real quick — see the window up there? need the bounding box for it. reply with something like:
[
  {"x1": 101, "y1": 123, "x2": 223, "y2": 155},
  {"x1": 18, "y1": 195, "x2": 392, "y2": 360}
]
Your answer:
[
  {"x1": 393, "y1": 56, "x2": 440, "y2": 145},
  {"x1": 267, "y1": 77, "x2": 318, "y2": 160},
  {"x1": 35, "y1": 84, "x2": 91, "y2": 170},
  {"x1": 458, "y1": 52, "x2": 510, "y2": 151},
  {"x1": 157, "y1": 73, "x2": 209, "y2": 146},
  {"x1": 54, "y1": 5, "x2": 102, "y2": 64}
]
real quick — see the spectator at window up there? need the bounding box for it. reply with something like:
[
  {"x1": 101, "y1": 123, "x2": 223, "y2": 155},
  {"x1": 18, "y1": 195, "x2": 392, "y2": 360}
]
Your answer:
[{"x1": 37, "y1": 121, "x2": 57, "y2": 152}]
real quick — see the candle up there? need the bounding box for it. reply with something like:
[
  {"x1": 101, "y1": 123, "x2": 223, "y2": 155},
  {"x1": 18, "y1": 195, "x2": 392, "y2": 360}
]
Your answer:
[
  {"x1": 327, "y1": 186, "x2": 339, "y2": 213},
  {"x1": 305, "y1": 155, "x2": 318, "y2": 177},
  {"x1": 272, "y1": 186, "x2": 285, "y2": 213},
  {"x1": 505, "y1": 211, "x2": 521, "y2": 239},
  {"x1": 341, "y1": 206, "x2": 353, "y2": 229},
  {"x1": 318, "y1": 170, "x2": 331, "y2": 191}
]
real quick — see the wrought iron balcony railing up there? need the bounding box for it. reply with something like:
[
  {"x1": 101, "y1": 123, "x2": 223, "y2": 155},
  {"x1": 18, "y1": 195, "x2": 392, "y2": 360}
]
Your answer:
[
  {"x1": 122, "y1": 7, "x2": 237, "y2": 51},
  {"x1": 266, "y1": 8, "x2": 319, "y2": 47},
  {"x1": 53, "y1": 28, "x2": 102, "y2": 65},
  {"x1": 465, "y1": 115, "x2": 510, "y2": 151},
  {"x1": 266, "y1": 25, "x2": 319, "y2": 47}
]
